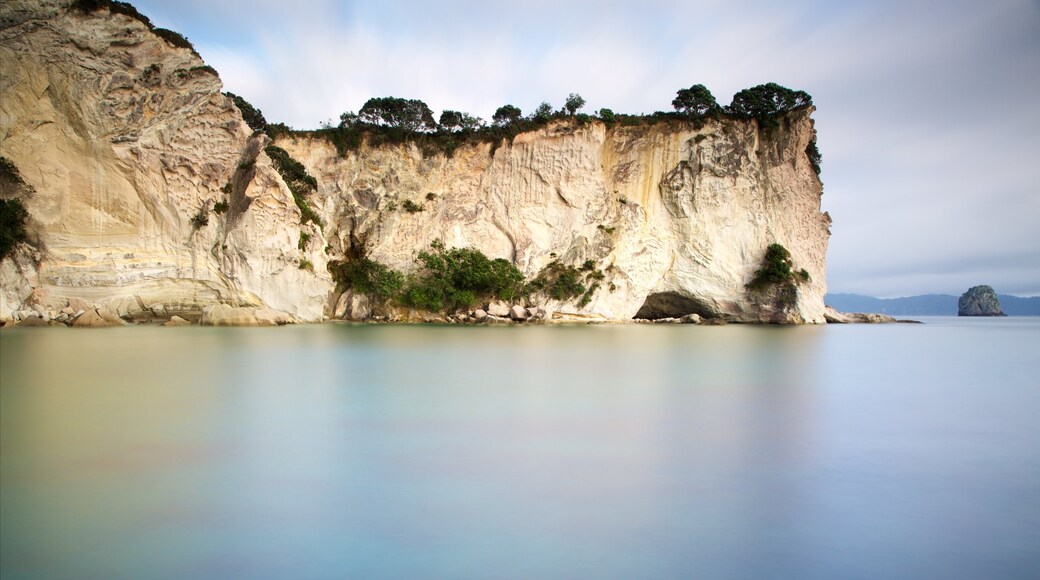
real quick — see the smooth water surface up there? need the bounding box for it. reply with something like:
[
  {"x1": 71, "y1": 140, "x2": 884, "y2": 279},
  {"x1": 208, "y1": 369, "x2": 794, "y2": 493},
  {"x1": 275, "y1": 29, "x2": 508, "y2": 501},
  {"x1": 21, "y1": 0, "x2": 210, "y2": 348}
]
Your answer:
[{"x1": 2, "y1": 318, "x2": 1038, "y2": 579}]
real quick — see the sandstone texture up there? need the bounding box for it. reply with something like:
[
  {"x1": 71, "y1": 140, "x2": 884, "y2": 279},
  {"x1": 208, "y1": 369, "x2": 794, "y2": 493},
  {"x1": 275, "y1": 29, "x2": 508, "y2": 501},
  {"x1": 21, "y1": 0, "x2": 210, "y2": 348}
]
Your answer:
[
  {"x1": 1, "y1": 1, "x2": 830, "y2": 324},
  {"x1": 0, "y1": 0, "x2": 330, "y2": 323},
  {"x1": 958, "y1": 285, "x2": 1005, "y2": 317},
  {"x1": 287, "y1": 109, "x2": 829, "y2": 323}
]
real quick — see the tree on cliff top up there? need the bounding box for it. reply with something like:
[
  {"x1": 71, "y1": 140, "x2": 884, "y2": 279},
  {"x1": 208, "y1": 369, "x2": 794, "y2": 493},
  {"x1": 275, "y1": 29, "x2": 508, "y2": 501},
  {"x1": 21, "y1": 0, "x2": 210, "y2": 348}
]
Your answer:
[
  {"x1": 727, "y1": 83, "x2": 812, "y2": 122},
  {"x1": 492, "y1": 105, "x2": 522, "y2": 126},
  {"x1": 359, "y1": 97, "x2": 436, "y2": 132},
  {"x1": 672, "y1": 84, "x2": 721, "y2": 118},
  {"x1": 564, "y1": 93, "x2": 586, "y2": 115}
]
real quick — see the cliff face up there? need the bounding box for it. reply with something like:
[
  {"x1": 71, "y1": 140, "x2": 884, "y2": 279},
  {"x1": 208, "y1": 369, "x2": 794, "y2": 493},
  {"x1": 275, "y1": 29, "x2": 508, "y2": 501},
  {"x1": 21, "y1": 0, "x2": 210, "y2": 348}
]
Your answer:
[
  {"x1": 0, "y1": 0, "x2": 331, "y2": 321},
  {"x1": 1, "y1": 1, "x2": 830, "y2": 323}
]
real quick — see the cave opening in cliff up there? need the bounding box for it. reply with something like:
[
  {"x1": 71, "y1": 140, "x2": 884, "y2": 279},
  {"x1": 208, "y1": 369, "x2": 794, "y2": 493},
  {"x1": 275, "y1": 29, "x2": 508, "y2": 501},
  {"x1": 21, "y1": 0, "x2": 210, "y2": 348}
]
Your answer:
[{"x1": 634, "y1": 292, "x2": 714, "y2": 320}]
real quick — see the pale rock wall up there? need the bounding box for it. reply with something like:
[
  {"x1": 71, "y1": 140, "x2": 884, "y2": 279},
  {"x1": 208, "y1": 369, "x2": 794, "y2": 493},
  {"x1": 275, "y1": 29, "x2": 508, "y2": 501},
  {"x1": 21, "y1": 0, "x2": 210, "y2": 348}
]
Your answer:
[
  {"x1": 279, "y1": 111, "x2": 830, "y2": 322},
  {"x1": 0, "y1": 0, "x2": 330, "y2": 321}
]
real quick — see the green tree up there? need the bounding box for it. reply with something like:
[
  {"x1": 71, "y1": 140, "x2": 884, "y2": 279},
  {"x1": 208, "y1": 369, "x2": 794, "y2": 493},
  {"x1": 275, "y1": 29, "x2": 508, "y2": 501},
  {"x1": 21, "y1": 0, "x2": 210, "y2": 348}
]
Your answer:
[
  {"x1": 533, "y1": 102, "x2": 554, "y2": 121},
  {"x1": 338, "y1": 111, "x2": 359, "y2": 128},
  {"x1": 672, "y1": 84, "x2": 721, "y2": 117},
  {"x1": 598, "y1": 108, "x2": 616, "y2": 122},
  {"x1": 439, "y1": 110, "x2": 482, "y2": 131},
  {"x1": 564, "y1": 93, "x2": 586, "y2": 115},
  {"x1": 727, "y1": 83, "x2": 812, "y2": 121},
  {"x1": 492, "y1": 104, "x2": 522, "y2": 126},
  {"x1": 359, "y1": 97, "x2": 436, "y2": 132}
]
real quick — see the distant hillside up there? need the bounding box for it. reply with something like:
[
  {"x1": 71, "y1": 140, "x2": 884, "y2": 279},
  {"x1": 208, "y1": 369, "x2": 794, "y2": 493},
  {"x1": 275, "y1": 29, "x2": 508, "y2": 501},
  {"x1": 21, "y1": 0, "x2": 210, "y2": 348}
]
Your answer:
[{"x1": 826, "y1": 293, "x2": 1040, "y2": 316}]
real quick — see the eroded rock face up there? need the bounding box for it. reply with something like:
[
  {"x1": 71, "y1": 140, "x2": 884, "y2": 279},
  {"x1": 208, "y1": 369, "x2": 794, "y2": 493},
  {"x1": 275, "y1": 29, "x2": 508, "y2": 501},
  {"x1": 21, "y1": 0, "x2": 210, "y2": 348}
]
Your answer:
[
  {"x1": 1, "y1": 1, "x2": 830, "y2": 323},
  {"x1": 958, "y1": 286, "x2": 1005, "y2": 316},
  {"x1": 0, "y1": 0, "x2": 330, "y2": 321},
  {"x1": 289, "y1": 112, "x2": 829, "y2": 323}
]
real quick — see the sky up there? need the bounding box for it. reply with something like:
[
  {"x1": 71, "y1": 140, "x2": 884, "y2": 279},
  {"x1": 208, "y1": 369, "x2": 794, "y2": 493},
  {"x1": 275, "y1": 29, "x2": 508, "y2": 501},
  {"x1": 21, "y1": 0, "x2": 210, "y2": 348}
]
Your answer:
[{"x1": 130, "y1": 0, "x2": 1040, "y2": 297}]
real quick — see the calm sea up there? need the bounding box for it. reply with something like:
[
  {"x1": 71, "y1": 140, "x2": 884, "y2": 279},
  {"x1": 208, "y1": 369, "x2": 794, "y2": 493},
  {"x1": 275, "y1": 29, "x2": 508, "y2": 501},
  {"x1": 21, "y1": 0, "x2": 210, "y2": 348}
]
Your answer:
[{"x1": 1, "y1": 318, "x2": 1038, "y2": 579}]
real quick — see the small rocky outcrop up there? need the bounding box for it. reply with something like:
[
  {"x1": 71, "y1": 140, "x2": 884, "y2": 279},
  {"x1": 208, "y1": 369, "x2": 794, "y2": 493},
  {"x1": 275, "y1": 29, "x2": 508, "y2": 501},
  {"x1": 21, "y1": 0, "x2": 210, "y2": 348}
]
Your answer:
[
  {"x1": 824, "y1": 306, "x2": 897, "y2": 324},
  {"x1": 958, "y1": 286, "x2": 1006, "y2": 316}
]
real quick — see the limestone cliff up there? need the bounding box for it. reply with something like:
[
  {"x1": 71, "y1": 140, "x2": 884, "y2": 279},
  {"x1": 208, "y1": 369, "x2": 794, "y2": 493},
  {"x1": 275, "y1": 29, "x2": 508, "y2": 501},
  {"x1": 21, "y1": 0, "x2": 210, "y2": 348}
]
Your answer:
[
  {"x1": 281, "y1": 112, "x2": 829, "y2": 322},
  {"x1": 1, "y1": 0, "x2": 830, "y2": 323},
  {"x1": 0, "y1": 0, "x2": 331, "y2": 321}
]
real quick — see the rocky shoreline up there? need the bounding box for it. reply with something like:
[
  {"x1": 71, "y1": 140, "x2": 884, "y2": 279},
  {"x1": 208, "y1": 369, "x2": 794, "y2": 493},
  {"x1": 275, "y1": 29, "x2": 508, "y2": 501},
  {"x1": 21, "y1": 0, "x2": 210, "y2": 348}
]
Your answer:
[{"x1": 0, "y1": 298, "x2": 918, "y2": 328}]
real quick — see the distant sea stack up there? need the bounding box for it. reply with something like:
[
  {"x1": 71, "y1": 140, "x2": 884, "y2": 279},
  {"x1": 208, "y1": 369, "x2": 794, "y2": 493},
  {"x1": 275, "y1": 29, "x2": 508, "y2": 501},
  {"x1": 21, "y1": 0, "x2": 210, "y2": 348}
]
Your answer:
[{"x1": 958, "y1": 286, "x2": 1006, "y2": 316}]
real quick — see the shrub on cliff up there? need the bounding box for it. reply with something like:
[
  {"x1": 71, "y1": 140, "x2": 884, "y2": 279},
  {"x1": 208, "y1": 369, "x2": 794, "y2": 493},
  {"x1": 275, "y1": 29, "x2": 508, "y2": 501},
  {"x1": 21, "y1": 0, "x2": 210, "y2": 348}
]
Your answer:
[
  {"x1": 264, "y1": 145, "x2": 322, "y2": 227},
  {"x1": 806, "y1": 135, "x2": 822, "y2": 175},
  {"x1": 226, "y1": 92, "x2": 267, "y2": 132},
  {"x1": 402, "y1": 240, "x2": 526, "y2": 311},
  {"x1": 0, "y1": 199, "x2": 29, "y2": 261},
  {"x1": 329, "y1": 258, "x2": 405, "y2": 299},
  {"x1": 746, "y1": 243, "x2": 799, "y2": 291}
]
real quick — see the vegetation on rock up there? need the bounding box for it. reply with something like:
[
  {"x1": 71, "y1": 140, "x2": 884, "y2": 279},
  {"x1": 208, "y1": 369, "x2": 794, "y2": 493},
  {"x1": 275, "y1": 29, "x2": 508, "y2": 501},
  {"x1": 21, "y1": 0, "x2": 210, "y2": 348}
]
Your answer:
[
  {"x1": 727, "y1": 83, "x2": 813, "y2": 127},
  {"x1": 264, "y1": 145, "x2": 322, "y2": 227},
  {"x1": 0, "y1": 199, "x2": 29, "y2": 261},
  {"x1": 226, "y1": 92, "x2": 267, "y2": 132},
  {"x1": 743, "y1": 242, "x2": 814, "y2": 313},
  {"x1": 672, "y1": 84, "x2": 722, "y2": 118},
  {"x1": 72, "y1": 1, "x2": 199, "y2": 57},
  {"x1": 0, "y1": 157, "x2": 33, "y2": 260},
  {"x1": 958, "y1": 285, "x2": 1006, "y2": 316}
]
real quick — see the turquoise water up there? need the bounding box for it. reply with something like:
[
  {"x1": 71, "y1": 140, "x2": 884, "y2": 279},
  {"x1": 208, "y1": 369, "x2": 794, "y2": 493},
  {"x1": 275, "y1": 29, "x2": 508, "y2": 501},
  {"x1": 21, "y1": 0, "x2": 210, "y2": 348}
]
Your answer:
[{"x1": 1, "y1": 318, "x2": 1038, "y2": 579}]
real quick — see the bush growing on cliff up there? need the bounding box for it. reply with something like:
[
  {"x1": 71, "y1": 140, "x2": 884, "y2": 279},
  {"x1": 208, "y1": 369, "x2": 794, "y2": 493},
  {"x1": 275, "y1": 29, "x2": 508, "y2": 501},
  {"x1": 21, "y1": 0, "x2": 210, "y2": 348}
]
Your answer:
[
  {"x1": 0, "y1": 199, "x2": 29, "y2": 261},
  {"x1": 329, "y1": 258, "x2": 405, "y2": 299},
  {"x1": 527, "y1": 261, "x2": 586, "y2": 301},
  {"x1": 745, "y1": 243, "x2": 797, "y2": 291},
  {"x1": 264, "y1": 145, "x2": 322, "y2": 227},
  {"x1": 226, "y1": 92, "x2": 267, "y2": 132},
  {"x1": 402, "y1": 240, "x2": 526, "y2": 311},
  {"x1": 806, "y1": 135, "x2": 822, "y2": 175}
]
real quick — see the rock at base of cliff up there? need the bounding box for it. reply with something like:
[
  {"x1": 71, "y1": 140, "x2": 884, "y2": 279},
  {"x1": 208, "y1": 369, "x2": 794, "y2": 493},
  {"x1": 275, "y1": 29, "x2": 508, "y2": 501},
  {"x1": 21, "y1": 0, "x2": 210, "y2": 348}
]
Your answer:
[
  {"x1": 73, "y1": 308, "x2": 127, "y2": 328},
  {"x1": 334, "y1": 291, "x2": 372, "y2": 320},
  {"x1": 958, "y1": 285, "x2": 1006, "y2": 316},
  {"x1": 164, "y1": 316, "x2": 192, "y2": 327},
  {"x1": 486, "y1": 300, "x2": 511, "y2": 317},
  {"x1": 201, "y1": 304, "x2": 295, "y2": 326},
  {"x1": 824, "y1": 306, "x2": 897, "y2": 324}
]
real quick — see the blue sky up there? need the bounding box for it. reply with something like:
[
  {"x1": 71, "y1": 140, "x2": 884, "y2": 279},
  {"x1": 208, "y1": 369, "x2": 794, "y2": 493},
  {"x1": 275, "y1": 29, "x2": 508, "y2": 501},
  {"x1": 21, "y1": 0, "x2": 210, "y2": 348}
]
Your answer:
[{"x1": 130, "y1": 0, "x2": 1040, "y2": 297}]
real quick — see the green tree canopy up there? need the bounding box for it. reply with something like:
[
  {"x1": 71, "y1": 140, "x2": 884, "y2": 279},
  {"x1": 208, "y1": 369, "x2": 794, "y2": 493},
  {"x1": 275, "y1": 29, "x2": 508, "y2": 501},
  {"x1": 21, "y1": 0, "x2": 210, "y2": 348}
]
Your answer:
[
  {"x1": 533, "y1": 102, "x2": 554, "y2": 121},
  {"x1": 727, "y1": 83, "x2": 812, "y2": 121},
  {"x1": 359, "y1": 97, "x2": 436, "y2": 132},
  {"x1": 564, "y1": 93, "x2": 586, "y2": 115},
  {"x1": 492, "y1": 104, "x2": 522, "y2": 126},
  {"x1": 439, "y1": 110, "x2": 483, "y2": 131},
  {"x1": 672, "y1": 84, "x2": 721, "y2": 117}
]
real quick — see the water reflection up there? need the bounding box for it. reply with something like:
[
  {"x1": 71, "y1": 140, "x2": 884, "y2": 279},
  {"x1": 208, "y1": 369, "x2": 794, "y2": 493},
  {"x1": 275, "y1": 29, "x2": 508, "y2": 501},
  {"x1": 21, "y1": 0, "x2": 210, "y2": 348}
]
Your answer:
[{"x1": 2, "y1": 321, "x2": 1038, "y2": 579}]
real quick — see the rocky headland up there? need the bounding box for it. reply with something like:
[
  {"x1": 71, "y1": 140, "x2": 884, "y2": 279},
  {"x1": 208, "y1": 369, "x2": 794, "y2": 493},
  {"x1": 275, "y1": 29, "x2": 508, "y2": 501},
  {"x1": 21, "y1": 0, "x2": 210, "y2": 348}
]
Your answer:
[{"x1": 1, "y1": 0, "x2": 837, "y2": 327}]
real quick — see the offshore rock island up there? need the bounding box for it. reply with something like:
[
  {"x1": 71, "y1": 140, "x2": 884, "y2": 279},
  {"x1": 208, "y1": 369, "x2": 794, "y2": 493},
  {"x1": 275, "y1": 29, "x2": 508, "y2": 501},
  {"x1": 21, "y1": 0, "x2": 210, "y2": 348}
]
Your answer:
[{"x1": 0, "y1": 0, "x2": 831, "y2": 325}]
